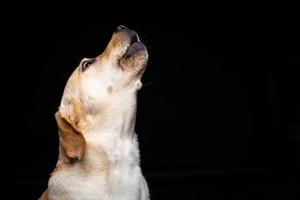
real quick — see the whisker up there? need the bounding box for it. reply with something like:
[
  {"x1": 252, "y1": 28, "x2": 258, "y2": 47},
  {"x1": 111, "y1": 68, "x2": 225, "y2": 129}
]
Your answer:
[{"x1": 142, "y1": 80, "x2": 155, "y2": 88}]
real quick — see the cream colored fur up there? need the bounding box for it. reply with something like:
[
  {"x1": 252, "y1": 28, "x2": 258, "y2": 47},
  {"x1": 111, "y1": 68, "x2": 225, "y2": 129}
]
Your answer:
[{"x1": 39, "y1": 26, "x2": 150, "y2": 200}]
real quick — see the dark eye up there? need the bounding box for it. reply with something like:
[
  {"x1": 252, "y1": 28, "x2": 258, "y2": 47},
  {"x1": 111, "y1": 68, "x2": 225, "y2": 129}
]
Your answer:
[{"x1": 81, "y1": 58, "x2": 96, "y2": 71}]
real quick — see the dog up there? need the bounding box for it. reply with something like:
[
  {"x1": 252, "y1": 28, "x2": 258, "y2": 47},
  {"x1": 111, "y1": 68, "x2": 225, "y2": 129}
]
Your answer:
[{"x1": 39, "y1": 25, "x2": 150, "y2": 200}]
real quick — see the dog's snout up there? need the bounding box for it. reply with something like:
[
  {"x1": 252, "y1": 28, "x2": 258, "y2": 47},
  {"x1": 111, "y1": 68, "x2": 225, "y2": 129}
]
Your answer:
[{"x1": 116, "y1": 25, "x2": 127, "y2": 32}]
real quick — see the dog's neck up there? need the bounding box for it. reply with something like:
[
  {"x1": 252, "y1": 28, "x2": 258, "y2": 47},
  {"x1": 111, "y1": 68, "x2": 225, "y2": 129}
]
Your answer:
[
  {"x1": 87, "y1": 95, "x2": 138, "y2": 139},
  {"x1": 59, "y1": 95, "x2": 140, "y2": 166},
  {"x1": 51, "y1": 101, "x2": 142, "y2": 199}
]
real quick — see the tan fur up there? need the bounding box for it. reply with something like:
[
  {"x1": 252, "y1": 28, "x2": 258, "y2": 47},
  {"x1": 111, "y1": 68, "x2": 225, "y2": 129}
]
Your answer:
[
  {"x1": 39, "y1": 26, "x2": 149, "y2": 200},
  {"x1": 55, "y1": 111, "x2": 86, "y2": 160},
  {"x1": 39, "y1": 190, "x2": 48, "y2": 200}
]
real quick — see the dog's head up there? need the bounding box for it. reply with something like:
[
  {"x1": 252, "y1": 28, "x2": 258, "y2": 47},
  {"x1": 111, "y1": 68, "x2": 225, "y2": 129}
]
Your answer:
[{"x1": 55, "y1": 25, "x2": 148, "y2": 160}]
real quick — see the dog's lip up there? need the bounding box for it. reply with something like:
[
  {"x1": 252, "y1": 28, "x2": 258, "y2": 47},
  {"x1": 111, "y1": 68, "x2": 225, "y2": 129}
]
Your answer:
[
  {"x1": 121, "y1": 30, "x2": 144, "y2": 59},
  {"x1": 122, "y1": 41, "x2": 145, "y2": 59},
  {"x1": 135, "y1": 32, "x2": 140, "y2": 42},
  {"x1": 131, "y1": 31, "x2": 140, "y2": 44}
]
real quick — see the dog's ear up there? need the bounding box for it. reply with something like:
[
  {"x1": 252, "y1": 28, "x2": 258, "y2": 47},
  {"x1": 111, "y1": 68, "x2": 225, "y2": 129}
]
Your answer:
[{"x1": 55, "y1": 111, "x2": 86, "y2": 160}]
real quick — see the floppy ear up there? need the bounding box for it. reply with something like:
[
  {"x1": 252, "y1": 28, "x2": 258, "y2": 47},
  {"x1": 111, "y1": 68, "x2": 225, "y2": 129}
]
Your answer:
[{"x1": 55, "y1": 112, "x2": 86, "y2": 160}]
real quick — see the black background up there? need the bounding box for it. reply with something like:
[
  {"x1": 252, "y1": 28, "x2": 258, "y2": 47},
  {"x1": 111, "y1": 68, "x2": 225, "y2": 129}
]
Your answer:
[{"x1": 1, "y1": 7, "x2": 299, "y2": 199}]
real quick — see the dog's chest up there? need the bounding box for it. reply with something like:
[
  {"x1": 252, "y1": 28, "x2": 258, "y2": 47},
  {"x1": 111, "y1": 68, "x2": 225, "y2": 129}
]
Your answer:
[
  {"x1": 48, "y1": 137, "x2": 143, "y2": 200},
  {"x1": 109, "y1": 162, "x2": 142, "y2": 199},
  {"x1": 104, "y1": 135, "x2": 143, "y2": 199},
  {"x1": 48, "y1": 161, "x2": 142, "y2": 200},
  {"x1": 48, "y1": 168, "x2": 108, "y2": 200}
]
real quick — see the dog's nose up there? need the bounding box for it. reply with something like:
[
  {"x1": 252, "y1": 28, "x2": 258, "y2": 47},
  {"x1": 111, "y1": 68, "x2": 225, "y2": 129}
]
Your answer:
[{"x1": 116, "y1": 25, "x2": 127, "y2": 32}]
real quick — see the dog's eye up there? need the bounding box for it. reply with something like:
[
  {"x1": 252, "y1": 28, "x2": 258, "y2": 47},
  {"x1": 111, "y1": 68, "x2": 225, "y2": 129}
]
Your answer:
[{"x1": 81, "y1": 58, "x2": 96, "y2": 72}]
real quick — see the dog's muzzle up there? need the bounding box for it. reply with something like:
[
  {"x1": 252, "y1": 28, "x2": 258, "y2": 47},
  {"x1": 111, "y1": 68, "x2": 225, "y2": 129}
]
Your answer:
[{"x1": 114, "y1": 25, "x2": 146, "y2": 58}]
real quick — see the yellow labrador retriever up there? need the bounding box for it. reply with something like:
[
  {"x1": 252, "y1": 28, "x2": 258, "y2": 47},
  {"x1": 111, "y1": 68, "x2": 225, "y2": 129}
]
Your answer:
[{"x1": 39, "y1": 25, "x2": 150, "y2": 200}]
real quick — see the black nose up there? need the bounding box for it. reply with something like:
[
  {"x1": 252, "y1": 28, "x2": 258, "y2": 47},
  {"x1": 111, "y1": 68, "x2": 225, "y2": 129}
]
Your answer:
[{"x1": 116, "y1": 25, "x2": 127, "y2": 32}]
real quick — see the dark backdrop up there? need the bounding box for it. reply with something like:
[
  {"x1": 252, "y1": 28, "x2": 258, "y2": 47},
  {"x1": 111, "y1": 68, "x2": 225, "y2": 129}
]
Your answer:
[{"x1": 1, "y1": 8, "x2": 299, "y2": 199}]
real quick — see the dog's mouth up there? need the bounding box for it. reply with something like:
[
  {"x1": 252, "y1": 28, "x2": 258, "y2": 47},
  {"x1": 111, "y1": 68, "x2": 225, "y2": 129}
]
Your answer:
[
  {"x1": 104, "y1": 25, "x2": 147, "y2": 60},
  {"x1": 103, "y1": 25, "x2": 148, "y2": 73},
  {"x1": 121, "y1": 30, "x2": 146, "y2": 59},
  {"x1": 123, "y1": 41, "x2": 146, "y2": 59}
]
